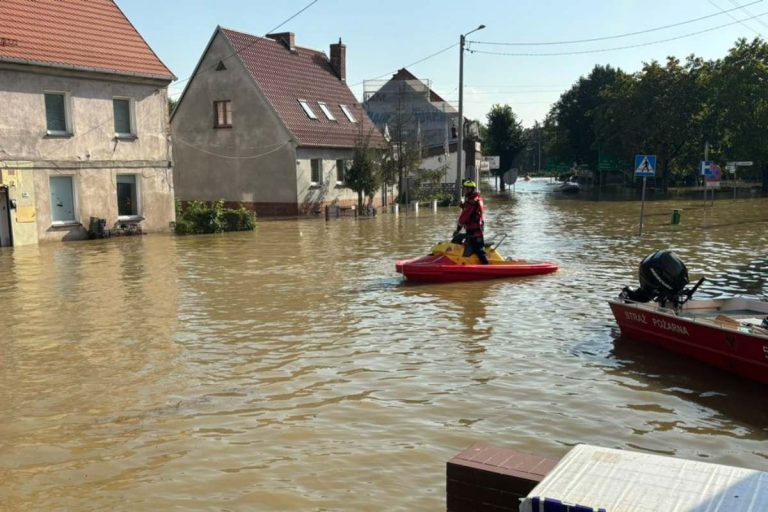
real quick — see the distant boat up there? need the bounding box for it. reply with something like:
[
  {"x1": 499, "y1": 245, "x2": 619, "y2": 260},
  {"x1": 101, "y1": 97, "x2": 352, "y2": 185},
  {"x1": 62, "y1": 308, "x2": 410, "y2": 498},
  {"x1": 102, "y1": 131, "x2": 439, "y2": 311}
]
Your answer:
[{"x1": 558, "y1": 181, "x2": 580, "y2": 193}]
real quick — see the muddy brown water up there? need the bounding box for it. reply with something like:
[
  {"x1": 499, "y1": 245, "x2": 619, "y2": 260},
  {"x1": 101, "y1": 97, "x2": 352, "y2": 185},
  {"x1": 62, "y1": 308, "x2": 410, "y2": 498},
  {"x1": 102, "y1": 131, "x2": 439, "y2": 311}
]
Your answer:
[{"x1": 1, "y1": 178, "x2": 767, "y2": 511}]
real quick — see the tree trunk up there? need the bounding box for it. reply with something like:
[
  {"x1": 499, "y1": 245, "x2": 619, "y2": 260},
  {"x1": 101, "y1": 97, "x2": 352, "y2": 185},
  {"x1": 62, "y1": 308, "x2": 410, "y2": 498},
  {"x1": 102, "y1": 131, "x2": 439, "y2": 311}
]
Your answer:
[
  {"x1": 762, "y1": 162, "x2": 768, "y2": 193},
  {"x1": 499, "y1": 173, "x2": 506, "y2": 191},
  {"x1": 357, "y1": 190, "x2": 363, "y2": 211}
]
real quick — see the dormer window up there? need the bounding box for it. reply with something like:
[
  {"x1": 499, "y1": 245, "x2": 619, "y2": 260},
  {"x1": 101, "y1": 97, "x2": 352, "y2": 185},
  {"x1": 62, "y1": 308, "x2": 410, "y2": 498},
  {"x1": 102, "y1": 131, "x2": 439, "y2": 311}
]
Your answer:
[
  {"x1": 298, "y1": 99, "x2": 318, "y2": 120},
  {"x1": 318, "y1": 102, "x2": 336, "y2": 121},
  {"x1": 340, "y1": 104, "x2": 356, "y2": 123}
]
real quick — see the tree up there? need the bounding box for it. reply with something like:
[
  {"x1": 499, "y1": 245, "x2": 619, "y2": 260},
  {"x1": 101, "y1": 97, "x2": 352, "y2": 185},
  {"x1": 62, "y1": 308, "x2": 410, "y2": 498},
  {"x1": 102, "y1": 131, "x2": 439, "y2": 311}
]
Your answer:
[
  {"x1": 548, "y1": 65, "x2": 623, "y2": 175},
  {"x1": 384, "y1": 82, "x2": 424, "y2": 203},
  {"x1": 346, "y1": 130, "x2": 382, "y2": 211},
  {"x1": 594, "y1": 57, "x2": 708, "y2": 189},
  {"x1": 483, "y1": 104, "x2": 524, "y2": 190},
  {"x1": 707, "y1": 38, "x2": 768, "y2": 190}
]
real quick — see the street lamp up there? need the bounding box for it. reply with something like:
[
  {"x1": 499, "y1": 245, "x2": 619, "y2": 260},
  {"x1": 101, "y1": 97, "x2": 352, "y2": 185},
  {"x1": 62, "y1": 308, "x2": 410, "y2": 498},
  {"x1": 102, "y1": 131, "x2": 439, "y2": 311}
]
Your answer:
[{"x1": 456, "y1": 24, "x2": 485, "y2": 195}]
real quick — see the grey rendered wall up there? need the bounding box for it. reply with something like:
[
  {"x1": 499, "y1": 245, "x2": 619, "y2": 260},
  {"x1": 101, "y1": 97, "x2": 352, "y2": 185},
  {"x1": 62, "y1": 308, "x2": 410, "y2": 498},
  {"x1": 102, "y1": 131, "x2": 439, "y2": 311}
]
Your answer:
[
  {"x1": 0, "y1": 67, "x2": 175, "y2": 243},
  {"x1": 171, "y1": 32, "x2": 297, "y2": 207}
]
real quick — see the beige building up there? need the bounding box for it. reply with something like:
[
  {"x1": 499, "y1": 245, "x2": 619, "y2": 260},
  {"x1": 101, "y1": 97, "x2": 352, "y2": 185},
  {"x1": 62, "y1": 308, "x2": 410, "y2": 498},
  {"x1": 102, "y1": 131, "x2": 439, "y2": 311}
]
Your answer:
[
  {"x1": 171, "y1": 28, "x2": 386, "y2": 216},
  {"x1": 0, "y1": 0, "x2": 176, "y2": 246}
]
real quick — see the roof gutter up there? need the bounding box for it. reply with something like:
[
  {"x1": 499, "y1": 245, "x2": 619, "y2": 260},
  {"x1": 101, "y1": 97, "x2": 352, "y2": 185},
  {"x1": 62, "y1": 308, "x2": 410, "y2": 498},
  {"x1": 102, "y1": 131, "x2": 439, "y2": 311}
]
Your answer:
[{"x1": 0, "y1": 57, "x2": 176, "y2": 84}]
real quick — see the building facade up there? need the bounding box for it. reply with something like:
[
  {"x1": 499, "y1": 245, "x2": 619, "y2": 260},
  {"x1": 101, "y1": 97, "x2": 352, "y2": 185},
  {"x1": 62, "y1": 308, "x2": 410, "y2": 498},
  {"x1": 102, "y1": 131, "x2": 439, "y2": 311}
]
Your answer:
[
  {"x1": 171, "y1": 28, "x2": 386, "y2": 216},
  {"x1": 0, "y1": 0, "x2": 175, "y2": 246}
]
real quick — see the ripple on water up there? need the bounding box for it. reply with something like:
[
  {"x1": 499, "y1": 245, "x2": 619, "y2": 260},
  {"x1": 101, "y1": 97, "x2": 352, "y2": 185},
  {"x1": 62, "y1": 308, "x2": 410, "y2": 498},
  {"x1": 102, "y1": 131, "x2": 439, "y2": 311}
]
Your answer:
[{"x1": 1, "y1": 188, "x2": 768, "y2": 510}]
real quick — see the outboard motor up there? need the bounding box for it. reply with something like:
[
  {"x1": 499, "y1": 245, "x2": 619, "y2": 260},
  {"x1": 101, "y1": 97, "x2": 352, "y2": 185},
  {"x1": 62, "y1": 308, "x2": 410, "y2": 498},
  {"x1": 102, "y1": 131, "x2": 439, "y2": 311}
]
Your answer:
[{"x1": 621, "y1": 250, "x2": 703, "y2": 307}]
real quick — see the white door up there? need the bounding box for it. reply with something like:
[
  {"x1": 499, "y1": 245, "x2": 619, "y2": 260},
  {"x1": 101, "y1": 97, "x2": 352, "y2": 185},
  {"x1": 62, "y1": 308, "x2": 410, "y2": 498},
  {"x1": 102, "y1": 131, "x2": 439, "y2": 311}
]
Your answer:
[{"x1": 0, "y1": 187, "x2": 11, "y2": 247}]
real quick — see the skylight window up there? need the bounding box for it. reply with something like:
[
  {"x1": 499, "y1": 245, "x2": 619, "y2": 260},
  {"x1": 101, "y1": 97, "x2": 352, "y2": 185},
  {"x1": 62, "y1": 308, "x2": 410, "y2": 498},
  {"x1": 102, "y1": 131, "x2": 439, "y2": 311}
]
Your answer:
[
  {"x1": 318, "y1": 102, "x2": 336, "y2": 121},
  {"x1": 340, "y1": 104, "x2": 357, "y2": 123},
  {"x1": 298, "y1": 99, "x2": 318, "y2": 120}
]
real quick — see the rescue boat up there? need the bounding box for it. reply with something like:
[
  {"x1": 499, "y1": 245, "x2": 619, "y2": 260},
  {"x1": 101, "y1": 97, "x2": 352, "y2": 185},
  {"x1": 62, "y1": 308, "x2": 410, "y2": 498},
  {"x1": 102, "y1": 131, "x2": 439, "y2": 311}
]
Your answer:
[
  {"x1": 610, "y1": 249, "x2": 768, "y2": 384},
  {"x1": 395, "y1": 235, "x2": 559, "y2": 283}
]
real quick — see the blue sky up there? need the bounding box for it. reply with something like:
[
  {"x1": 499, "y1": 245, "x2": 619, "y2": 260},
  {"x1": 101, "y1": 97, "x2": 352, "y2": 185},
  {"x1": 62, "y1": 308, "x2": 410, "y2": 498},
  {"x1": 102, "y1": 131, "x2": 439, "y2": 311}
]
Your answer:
[{"x1": 121, "y1": 0, "x2": 768, "y2": 127}]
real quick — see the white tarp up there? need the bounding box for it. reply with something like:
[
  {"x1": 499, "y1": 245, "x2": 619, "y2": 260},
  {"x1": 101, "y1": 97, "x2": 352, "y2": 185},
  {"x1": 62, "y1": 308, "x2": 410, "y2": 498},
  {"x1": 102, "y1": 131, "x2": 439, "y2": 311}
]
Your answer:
[{"x1": 520, "y1": 444, "x2": 768, "y2": 512}]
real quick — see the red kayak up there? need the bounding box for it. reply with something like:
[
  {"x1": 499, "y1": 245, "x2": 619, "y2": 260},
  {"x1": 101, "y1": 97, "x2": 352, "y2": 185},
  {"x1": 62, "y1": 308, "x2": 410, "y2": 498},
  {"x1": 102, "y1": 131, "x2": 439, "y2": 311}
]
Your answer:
[{"x1": 395, "y1": 239, "x2": 559, "y2": 283}]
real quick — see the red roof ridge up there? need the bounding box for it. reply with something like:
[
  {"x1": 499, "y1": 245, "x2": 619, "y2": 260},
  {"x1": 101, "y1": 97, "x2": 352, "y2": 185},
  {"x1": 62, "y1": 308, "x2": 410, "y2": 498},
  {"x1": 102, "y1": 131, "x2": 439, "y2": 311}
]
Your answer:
[{"x1": 219, "y1": 27, "x2": 329, "y2": 58}]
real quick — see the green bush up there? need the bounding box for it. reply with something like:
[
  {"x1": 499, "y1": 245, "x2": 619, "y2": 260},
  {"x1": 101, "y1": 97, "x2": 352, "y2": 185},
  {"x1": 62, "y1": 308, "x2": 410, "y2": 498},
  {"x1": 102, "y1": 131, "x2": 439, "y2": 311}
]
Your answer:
[{"x1": 174, "y1": 200, "x2": 256, "y2": 235}]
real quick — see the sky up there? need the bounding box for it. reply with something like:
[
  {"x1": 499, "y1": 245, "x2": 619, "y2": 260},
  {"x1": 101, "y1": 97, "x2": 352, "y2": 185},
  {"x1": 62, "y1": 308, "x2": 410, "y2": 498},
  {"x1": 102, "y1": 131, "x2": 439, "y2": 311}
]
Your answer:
[{"x1": 120, "y1": 0, "x2": 768, "y2": 128}]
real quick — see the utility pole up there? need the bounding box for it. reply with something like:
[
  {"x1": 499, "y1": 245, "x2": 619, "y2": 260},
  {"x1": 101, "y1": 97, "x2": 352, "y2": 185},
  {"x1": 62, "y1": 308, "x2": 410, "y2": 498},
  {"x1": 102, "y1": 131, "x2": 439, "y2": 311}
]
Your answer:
[
  {"x1": 456, "y1": 33, "x2": 466, "y2": 196},
  {"x1": 455, "y1": 24, "x2": 485, "y2": 196}
]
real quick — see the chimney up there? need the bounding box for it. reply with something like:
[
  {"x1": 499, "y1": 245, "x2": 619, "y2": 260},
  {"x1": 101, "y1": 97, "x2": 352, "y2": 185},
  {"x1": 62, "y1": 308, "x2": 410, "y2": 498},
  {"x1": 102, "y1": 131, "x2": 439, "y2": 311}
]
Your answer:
[
  {"x1": 266, "y1": 32, "x2": 295, "y2": 52},
  {"x1": 330, "y1": 38, "x2": 346, "y2": 83}
]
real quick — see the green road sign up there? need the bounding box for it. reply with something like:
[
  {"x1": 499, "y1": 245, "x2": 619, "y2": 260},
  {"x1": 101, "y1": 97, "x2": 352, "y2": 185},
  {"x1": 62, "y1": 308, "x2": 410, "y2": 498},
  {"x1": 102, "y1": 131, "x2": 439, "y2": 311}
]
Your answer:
[{"x1": 598, "y1": 155, "x2": 630, "y2": 172}]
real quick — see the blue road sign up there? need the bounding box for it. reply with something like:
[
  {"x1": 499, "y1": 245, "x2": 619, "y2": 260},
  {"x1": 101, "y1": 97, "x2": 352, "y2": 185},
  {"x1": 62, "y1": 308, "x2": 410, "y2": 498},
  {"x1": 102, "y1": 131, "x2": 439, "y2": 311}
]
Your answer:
[{"x1": 634, "y1": 155, "x2": 656, "y2": 177}]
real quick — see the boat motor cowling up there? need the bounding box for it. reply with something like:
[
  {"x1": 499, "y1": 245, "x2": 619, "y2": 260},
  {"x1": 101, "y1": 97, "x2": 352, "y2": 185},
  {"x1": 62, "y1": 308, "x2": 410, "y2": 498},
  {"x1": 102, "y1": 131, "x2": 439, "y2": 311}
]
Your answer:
[{"x1": 622, "y1": 250, "x2": 690, "y2": 304}]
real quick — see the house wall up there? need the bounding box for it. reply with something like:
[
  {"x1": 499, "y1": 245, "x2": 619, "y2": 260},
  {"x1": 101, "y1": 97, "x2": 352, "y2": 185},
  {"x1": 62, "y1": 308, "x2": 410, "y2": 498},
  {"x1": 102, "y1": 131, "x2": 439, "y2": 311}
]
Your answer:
[
  {"x1": 0, "y1": 66, "x2": 174, "y2": 244},
  {"x1": 295, "y1": 147, "x2": 373, "y2": 214},
  {"x1": 171, "y1": 32, "x2": 299, "y2": 216}
]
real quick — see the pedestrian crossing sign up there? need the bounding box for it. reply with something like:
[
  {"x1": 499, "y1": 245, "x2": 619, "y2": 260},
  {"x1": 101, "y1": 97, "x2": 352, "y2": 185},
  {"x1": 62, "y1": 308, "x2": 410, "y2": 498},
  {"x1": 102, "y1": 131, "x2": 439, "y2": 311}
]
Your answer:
[{"x1": 634, "y1": 155, "x2": 656, "y2": 177}]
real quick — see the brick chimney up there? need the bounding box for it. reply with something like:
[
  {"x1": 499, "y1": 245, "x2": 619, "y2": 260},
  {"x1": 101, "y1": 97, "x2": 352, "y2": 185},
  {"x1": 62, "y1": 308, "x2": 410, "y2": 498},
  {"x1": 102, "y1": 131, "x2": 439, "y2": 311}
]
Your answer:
[
  {"x1": 266, "y1": 32, "x2": 295, "y2": 52},
  {"x1": 330, "y1": 38, "x2": 346, "y2": 83}
]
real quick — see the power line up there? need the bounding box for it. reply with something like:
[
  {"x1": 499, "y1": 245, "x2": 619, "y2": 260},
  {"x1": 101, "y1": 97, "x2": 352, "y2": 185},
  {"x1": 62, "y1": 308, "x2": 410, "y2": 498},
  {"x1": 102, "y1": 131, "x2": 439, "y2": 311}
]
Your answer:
[
  {"x1": 468, "y1": 11, "x2": 768, "y2": 57},
  {"x1": 171, "y1": 0, "x2": 320, "y2": 91},
  {"x1": 469, "y1": 0, "x2": 762, "y2": 46},
  {"x1": 727, "y1": 0, "x2": 768, "y2": 33},
  {"x1": 708, "y1": 0, "x2": 764, "y2": 36},
  {"x1": 350, "y1": 43, "x2": 458, "y2": 87}
]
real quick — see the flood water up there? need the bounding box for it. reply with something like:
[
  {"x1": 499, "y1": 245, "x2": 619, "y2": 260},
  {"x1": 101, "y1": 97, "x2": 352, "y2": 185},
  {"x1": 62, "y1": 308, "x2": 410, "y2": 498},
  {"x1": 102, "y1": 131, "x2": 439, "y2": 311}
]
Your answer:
[{"x1": 2, "y1": 178, "x2": 767, "y2": 511}]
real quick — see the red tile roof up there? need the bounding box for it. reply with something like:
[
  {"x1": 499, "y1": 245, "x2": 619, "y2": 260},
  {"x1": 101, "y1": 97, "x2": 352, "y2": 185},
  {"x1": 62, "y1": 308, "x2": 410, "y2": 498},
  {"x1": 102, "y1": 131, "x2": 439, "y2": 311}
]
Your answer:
[
  {"x1": 0, "y1": 0, "x2": 174, "y2": 81},
  {"x1": 221, "y1": 28, "x2": 385, "y2": 149}
]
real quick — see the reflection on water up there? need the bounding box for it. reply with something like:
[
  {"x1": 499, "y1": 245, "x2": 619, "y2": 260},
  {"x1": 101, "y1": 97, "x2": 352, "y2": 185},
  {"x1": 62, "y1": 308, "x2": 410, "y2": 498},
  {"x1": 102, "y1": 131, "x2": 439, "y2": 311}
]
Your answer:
[{"x1": 1, "y1": 178, "x2": 767, "y2": 510}]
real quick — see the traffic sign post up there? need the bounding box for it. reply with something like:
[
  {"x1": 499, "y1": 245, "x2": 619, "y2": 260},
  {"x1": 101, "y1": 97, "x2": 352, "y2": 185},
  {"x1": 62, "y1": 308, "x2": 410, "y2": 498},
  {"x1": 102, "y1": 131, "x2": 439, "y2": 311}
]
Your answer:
[
  {"x1": 726, "y1": 161, "x2": 753, "y2": 200},
  {"x1": 634, "y1": 155, "x2": 656, "y2": 236},
  {"x1": 701, "y1": 160, "x2": 723, "y2": 204}
]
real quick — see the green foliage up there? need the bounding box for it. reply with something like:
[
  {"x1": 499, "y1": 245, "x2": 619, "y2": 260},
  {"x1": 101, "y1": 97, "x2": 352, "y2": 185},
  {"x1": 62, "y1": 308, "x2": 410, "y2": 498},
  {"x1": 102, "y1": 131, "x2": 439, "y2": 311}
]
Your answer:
[
  {"x1": 544, "y1": 39, "x2": 768, "y2": 190},
  {"x1": 549, "y1": 65, "x2": 623, "y2": 170},
  {"x1": 174, "y1": 200, "x2": 256, "y2": 235},
  {"x1": 707, "y1": 38, "x2": 768, "y2": 182},
  {"x1": 409, "y1": 166, "x2": 451, "y2": 203},
  {"x1": 346, "y1": 130, "x2": 382, "y2": 209},
  {"x1": 484, "y1": 104, "x2": 525, "y2": 188}
]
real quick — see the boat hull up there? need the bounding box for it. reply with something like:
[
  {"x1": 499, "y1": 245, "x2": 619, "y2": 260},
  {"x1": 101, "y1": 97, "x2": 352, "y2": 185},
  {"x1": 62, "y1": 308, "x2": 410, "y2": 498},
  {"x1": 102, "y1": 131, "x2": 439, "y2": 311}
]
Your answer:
[
  {"x1": 396, "y1": 255, "x2": 558, "y2": 283},
  {"x1": 609, "y1": 300, "x2": 768, "y2": 385}
]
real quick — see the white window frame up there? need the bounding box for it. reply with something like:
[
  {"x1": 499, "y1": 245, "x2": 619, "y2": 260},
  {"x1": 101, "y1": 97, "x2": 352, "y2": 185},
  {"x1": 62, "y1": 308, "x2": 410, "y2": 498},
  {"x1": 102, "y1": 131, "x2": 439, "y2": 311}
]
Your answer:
[
  {"x1": 318, "y1": 101, "x2": 336, "y2": 121},
  {"x1": 298, "y1": 99, "x2": 318, "y2": 120},
  {"x1": 116, "y1": 174, "x2": 142, "y2": 220},
  {"x1": 44, "y1": 90, "x2": 72, "y2": 136},
  {"x1": 113, "y1": 97, "x2": 136, "y2": 138},
  {"x1": 49, "y1": 174, "x2": 78, "y2": 225},
  {"x1": 340, "y1": 104, "x2": 357, "y2": 123},
  {"x1": 310, "y1": 159, "x2": 323, "y2": 185}
]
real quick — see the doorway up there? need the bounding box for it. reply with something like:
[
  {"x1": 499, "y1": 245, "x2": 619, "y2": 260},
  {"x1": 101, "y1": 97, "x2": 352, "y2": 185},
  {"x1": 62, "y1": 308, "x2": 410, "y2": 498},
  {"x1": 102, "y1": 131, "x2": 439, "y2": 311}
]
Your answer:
[{"x1": 0, "y1": 186, "x2": 12, "y2": 247}]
